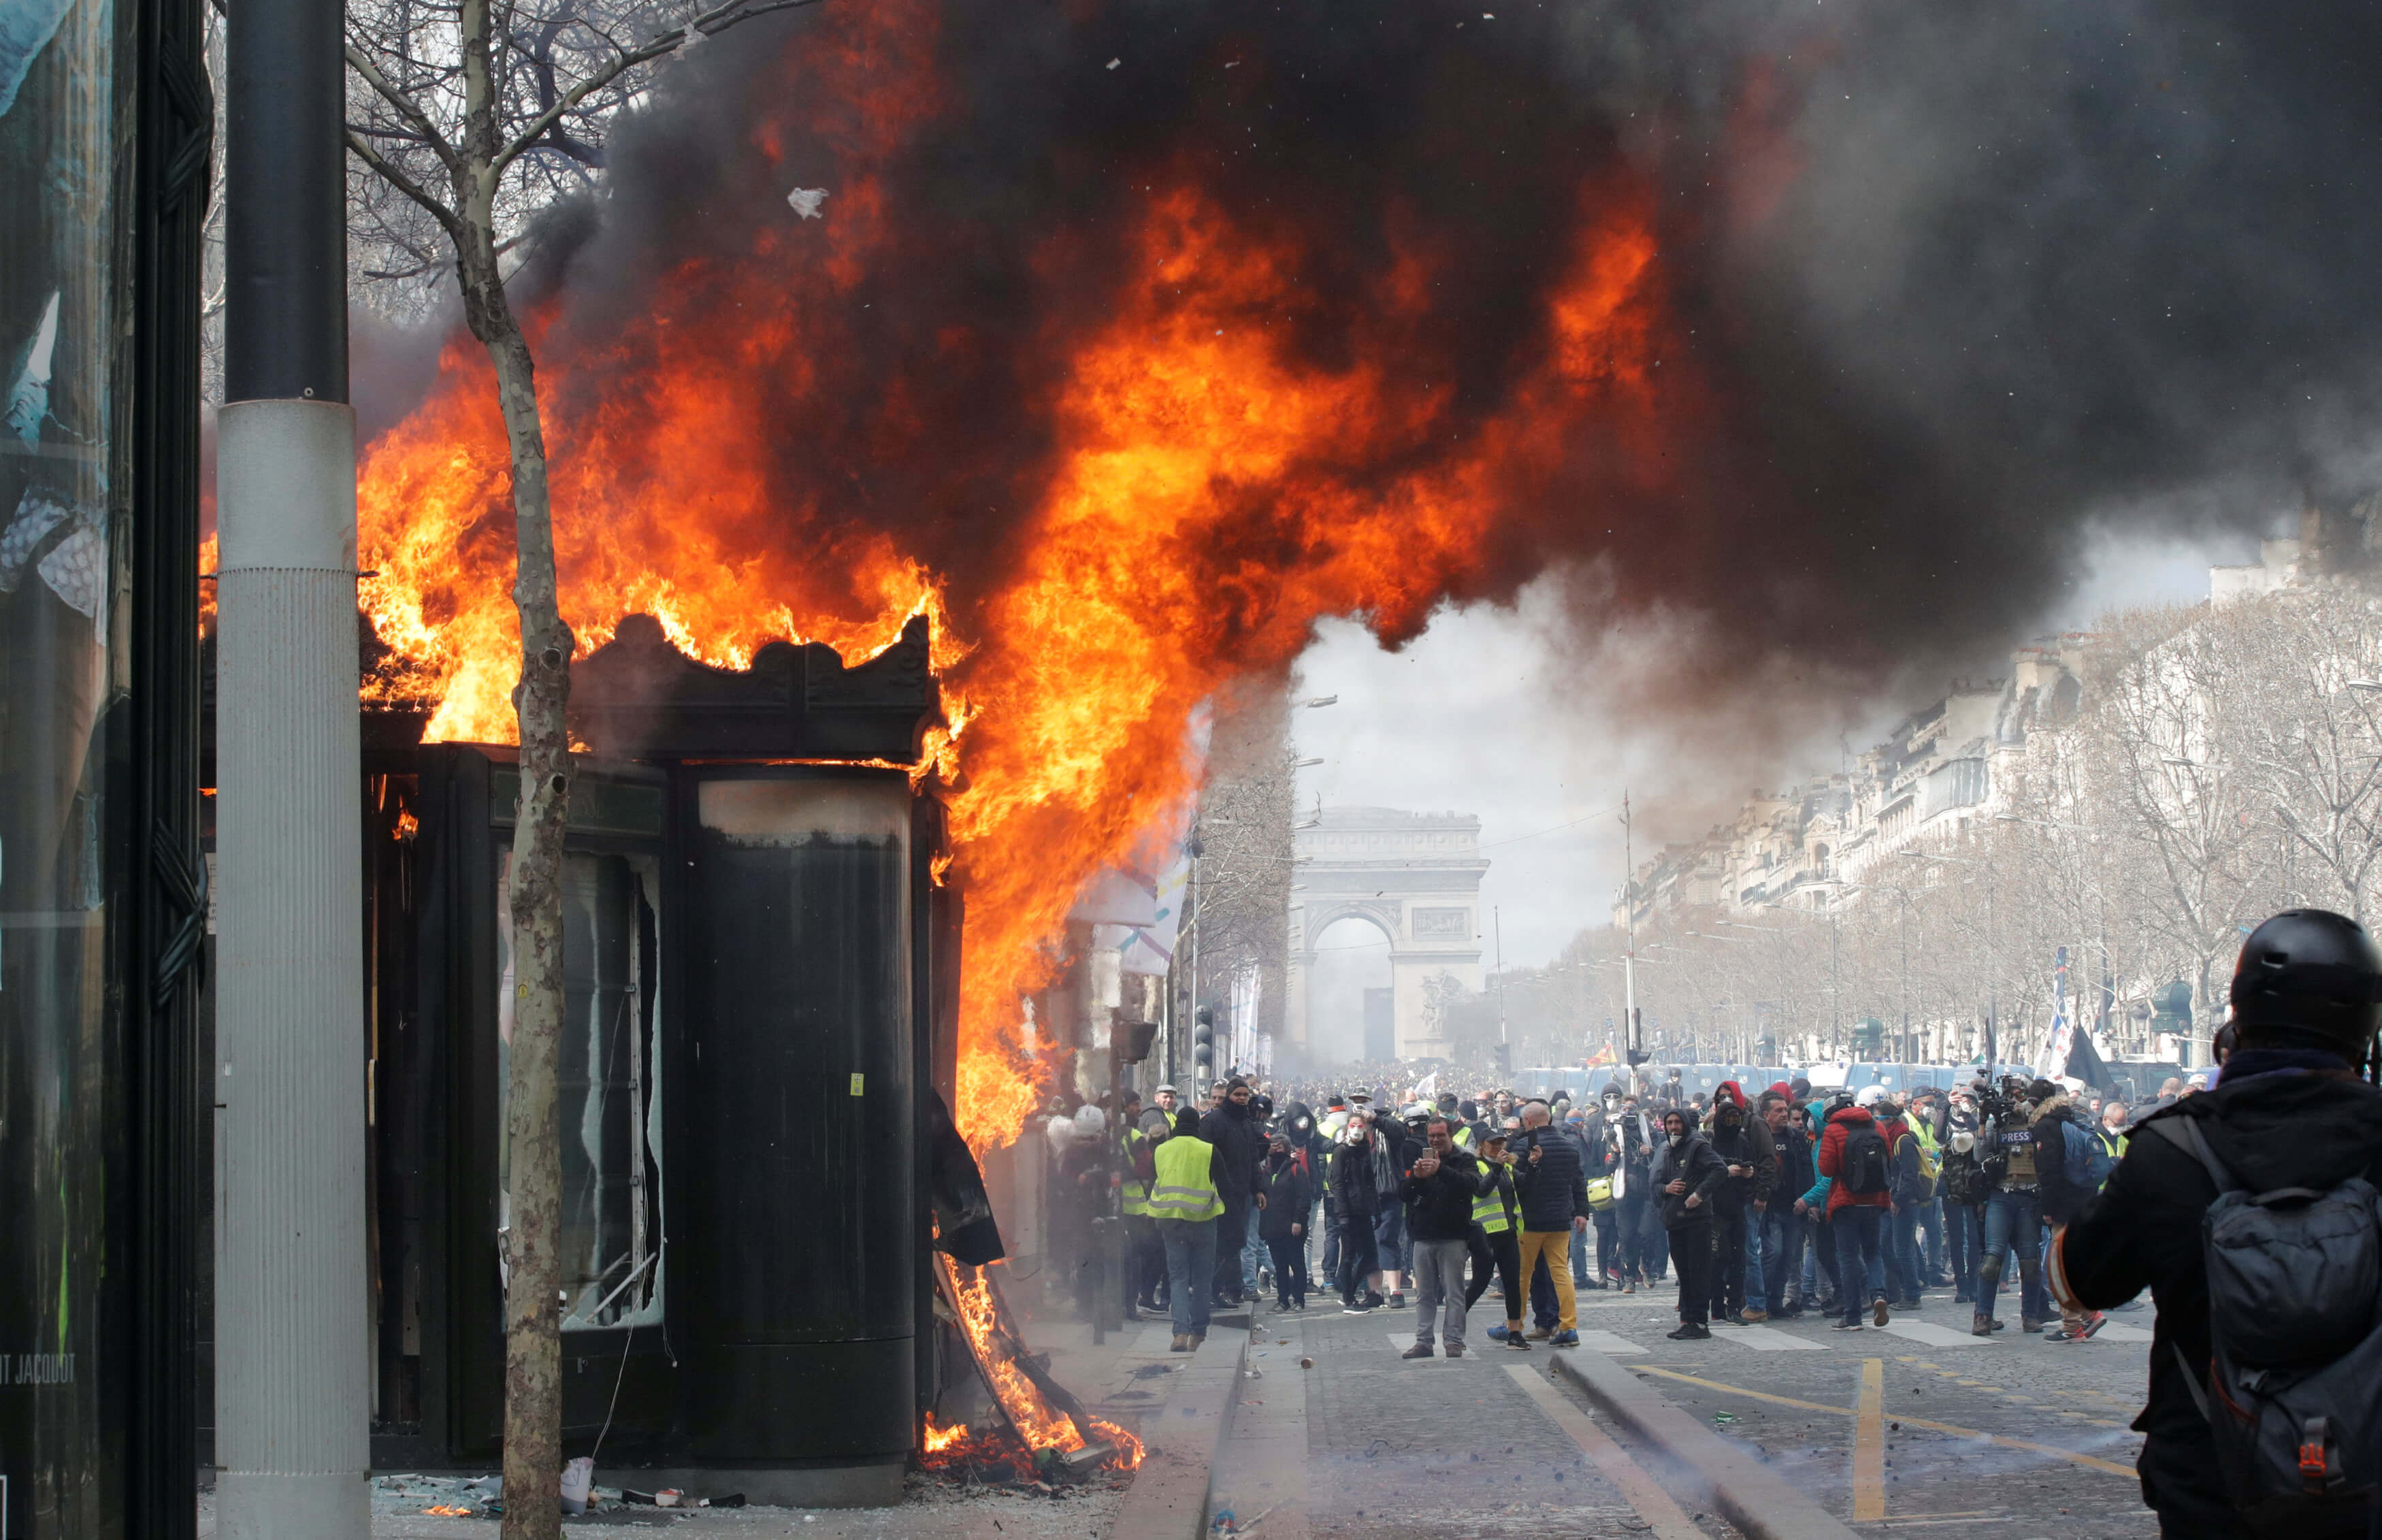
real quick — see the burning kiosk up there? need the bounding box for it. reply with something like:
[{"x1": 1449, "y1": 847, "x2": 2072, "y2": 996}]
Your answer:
[{"x1": 357, "y1": 612, "x2": 955, "y2": 1503}]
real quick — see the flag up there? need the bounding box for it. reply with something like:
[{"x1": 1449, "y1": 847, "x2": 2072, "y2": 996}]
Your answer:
[
  {"x1": 2061, "y1": 1021, "x2": 2121, "y2": 1095},
  {"x1": 1092, "y1": 857, "x2": 1189, "y2": 977},
  {"x1": 2044, "y1": 946, "x2": 2074, "y2": 1075},
  {"x1": 1586, "y1": 1043, "x2": 1617, "y2": 1067}
]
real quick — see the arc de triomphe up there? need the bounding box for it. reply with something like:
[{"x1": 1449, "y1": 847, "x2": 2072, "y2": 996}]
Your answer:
[{"x1": 1287, "y1": 806, "x2": 1488, "y2": 1060}]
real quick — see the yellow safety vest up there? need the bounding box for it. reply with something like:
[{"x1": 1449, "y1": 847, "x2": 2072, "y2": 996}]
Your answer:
[
  {"x1": 1117, "y1": 1128, "x2": 1153, "y2": 1217},
  {"x1": 1471, "y1": 1166, "x2": 1513, "y2": 1234},
  {"x1": 1910, "y1": 1120, "x2": 1942, "y2": 1182},
  {"x1": 1147, "y1": 1136, "x2": 1224, "y2": 1222}
]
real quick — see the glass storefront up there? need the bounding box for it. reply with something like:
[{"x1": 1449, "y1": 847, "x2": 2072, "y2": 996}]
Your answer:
[
  {"x1": 0, "y1": 0, "x2": 205, "y2": 1530},
  {"x1": 0, "y1": 0, "x2": 125, "y2": 1530}
]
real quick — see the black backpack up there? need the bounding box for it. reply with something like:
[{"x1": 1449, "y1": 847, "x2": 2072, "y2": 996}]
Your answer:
[
  {"x1": 2145, "y1": 1115, "x2": 2382, "y2": 1538},
  {"x1": 1839, "y1": 1123, "x2": 1891, "y2": 1196}
]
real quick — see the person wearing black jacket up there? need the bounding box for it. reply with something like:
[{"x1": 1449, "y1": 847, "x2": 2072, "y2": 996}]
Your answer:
[
  {"x1": 1258, "y1": 1135, "x2": 1314, "y2": 1310},
  {"x1": 1938, "y1": 1090, "x2": 1987, "y2": 1305},
  {"x1": 1703, "y1": 1081, "x2": 1776, "y2": 1324},
  {"x1": 2055, "y1": 910, "x2": 2382, "y2": 1538},
  {"x1": 1759, "y1": 1090, "x2": 1814, "y2": 1317},
  {"x1": 1329, "y1": 1115, "x2": 1388, "y2": 1311},
  {"x1": 1399, "y1": 1119, "x2": 1484, "y2": 1358},
  {"x1": 1512, "y1": 1100, "x2": 1591, "y2": 1346},
  {"x1": 1199, "y1": 1078, "x2": 1267, "y2": 1306},
  {"x1": 1650, "y1": 1107, "x2": 1728, "y2": 1340}
]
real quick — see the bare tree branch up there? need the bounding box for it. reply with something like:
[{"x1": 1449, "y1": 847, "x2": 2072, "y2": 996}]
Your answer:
[
  {"x1": 344, "y1": 126, "x2": 465, "y2": 237},
  {"x1": 489, "y1": 0, "x2": 825, "y2": 180},
  {"x1": 345, "y1": 40, "x2": 468, "y2": 180}
]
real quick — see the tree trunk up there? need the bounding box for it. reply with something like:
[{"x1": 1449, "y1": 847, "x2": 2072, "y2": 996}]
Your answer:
[{"x1": 460, "y1": 245, "x2": 574, "y2": 1540}]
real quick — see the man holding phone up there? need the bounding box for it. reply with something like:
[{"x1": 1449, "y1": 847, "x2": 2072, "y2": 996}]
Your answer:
[{"x1": 1399, "y1": 1119, "x2": 1483, "y2": 1358}]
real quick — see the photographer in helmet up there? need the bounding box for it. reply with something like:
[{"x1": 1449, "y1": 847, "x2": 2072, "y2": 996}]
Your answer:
[{"x1": 2054, "y1": 910, "x2": 2382, "y2": 1539}]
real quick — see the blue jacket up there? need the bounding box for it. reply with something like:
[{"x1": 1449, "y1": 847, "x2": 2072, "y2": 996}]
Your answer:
[{"x1": 2035, "y1": 1103, "x2": 2100, "y2": 1223}]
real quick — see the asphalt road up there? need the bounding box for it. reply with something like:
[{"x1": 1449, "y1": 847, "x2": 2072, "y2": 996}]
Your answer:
[{"x1": 1252, "y1": 1278, "x2": 2159, "y2": 1539}]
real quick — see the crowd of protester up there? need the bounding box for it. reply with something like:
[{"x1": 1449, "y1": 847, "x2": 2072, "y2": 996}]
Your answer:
[{"x1": 1041, "y1": 1060, "x2": 2182, "y2": 1349}]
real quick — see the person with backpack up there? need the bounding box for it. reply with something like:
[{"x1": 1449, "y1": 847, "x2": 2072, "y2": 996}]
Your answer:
[
  {"x1": 1816, "y1": 1090, "x2": 1894, "y2": 1330},
  {"x1": 2054, "y1": 910, "x2": 2382, "y2": 1539},
  {"x1": 2025, "y1": 1079, "x2": 2106, "y2": 1343}
]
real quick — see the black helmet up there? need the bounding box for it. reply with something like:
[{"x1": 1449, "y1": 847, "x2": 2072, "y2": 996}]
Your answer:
[{"x1": 2230, "y1": 909, "x2": 2382, "y2": 1051}]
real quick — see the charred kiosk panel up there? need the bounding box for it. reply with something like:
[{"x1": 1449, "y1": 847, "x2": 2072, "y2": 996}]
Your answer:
[{"x1": 685, "y1": 774, "x2": 915, "y2": 1460}]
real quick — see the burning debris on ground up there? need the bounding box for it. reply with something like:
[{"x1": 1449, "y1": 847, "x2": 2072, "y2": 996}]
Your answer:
[{"x1": 934, "y1": 1256, "x2": 1146, "y2": 1479}]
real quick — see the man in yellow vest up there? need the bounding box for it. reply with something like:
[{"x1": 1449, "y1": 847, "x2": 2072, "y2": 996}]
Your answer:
[
  {"x1": 1146, "y1": 1113, "x2": 1226, "y2": 1352},
  {"x1": 1117, "y1": 1098, "x2": 1165, "y2": 1320}
]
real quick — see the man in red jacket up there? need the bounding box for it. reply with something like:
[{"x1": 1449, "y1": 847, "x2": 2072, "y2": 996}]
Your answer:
[{"x1": 1816, "y1": 1093, "x2": 1895, "y2": 1331}]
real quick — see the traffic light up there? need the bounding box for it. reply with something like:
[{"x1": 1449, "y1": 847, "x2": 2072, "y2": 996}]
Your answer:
[{"x1": 1492, "y1": 1041, "x2": 1512, "y2": 1075}]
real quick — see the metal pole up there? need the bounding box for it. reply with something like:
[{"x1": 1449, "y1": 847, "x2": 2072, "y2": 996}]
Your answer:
[
  {"x1": 1494, "y1": 905, "x2": 1510, "y2": 1055},
  {"x1": 1188, "y1": 847, "x2": 1201, "y2": 1087},
  {"x1": 1899, "y1": 896, "x2": 1910, "y2": 1062},
  {"x1": 1621, "y1": 793, "x2": 1639, "y2": 1071},
  {"x1": 216, "y1": 0, "x2": 367, "y2": 1530}
]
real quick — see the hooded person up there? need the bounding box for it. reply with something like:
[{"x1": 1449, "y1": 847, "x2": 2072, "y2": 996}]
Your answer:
[
  {"x1": 1329, "y1": 1111, "x2": 1387, "y2": 1311},
  {"x1": 1258, "y1": 1132, "x2": 1314, "y2": 1310},
  {"x1": 1649, "y1": 1105, "x2": 1727, "y2": 1339},
  {"x1": 1865, "y1": 1092, "x2": 1925, "y2": 1308},
  {"x1": 1816, "y1": 1092, "x2": 1894, "y2": 1331},
  {"x1": 1703, "y1": 1081, "x2": 1777, "y2": 1324},
  {"x1": 1199, "y1": 1077, "x2": 1267, "y2": 1306}
]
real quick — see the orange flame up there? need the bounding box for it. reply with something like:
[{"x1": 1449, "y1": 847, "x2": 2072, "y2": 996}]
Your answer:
[
  {"x1": 934, "y1": 1256, "x2": 1143, "y2": 1471},
  {"x1": 346, "y1": 0, "x2": 1687, "y2": 1151}
]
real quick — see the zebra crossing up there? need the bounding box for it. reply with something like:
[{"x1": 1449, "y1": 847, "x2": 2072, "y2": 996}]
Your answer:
[{"x1": 1367, "y1": 1305, "x2": 2152, "y2": 1358}]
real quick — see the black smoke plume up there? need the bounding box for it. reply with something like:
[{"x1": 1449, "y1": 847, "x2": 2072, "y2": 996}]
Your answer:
[{"x1": 498, "y1": 0, "x2": 2382, "y2": 677}]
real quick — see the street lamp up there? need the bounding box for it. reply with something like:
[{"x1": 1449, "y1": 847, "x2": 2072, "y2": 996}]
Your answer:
[{"x1": 1301, "y1": 695, "x2": 1339, "y2": 708}]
